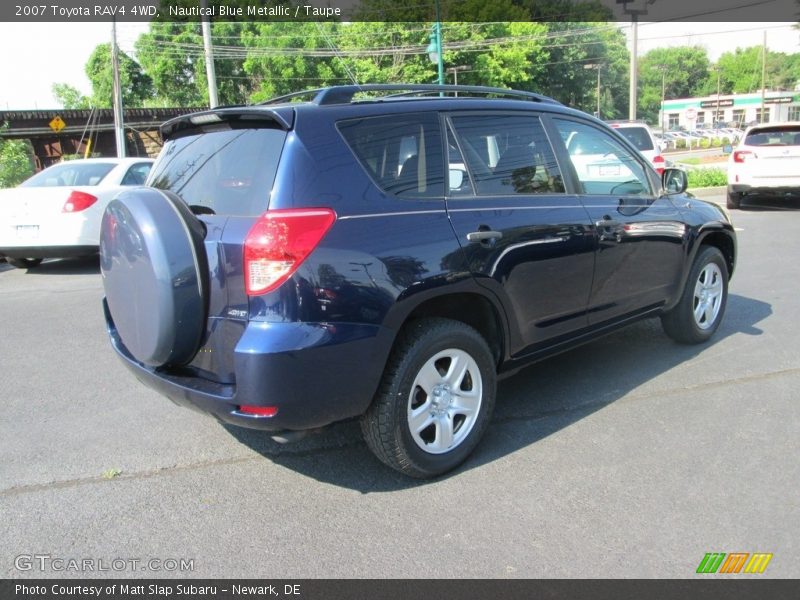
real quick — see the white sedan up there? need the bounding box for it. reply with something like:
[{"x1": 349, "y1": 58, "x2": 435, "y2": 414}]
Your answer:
[
  {"x1": 727, "y1": 122, "x2": 800, "y2": 209},
  {"x1": 0, "y1": 157, "x2": 154, "y2": 268}
]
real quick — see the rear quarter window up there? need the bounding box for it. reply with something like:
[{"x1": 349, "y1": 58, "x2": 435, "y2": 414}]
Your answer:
[
  {"x1": 147, "y1": 128, "x2": 286, "y2": 217},
  {"x1": 337, "y1": 113, "x2": 444, "y2": 199}
]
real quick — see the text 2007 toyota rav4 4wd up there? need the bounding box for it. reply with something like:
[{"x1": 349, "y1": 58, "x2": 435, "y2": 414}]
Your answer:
[{"x1": 100, "y1": 85, "x2": 736, "y2": 478}]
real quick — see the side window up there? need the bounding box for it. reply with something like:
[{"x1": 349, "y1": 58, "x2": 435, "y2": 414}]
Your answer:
[
  {"x1": 121, "y1": 162, "x2": 152, "y2": 186},
  {"x1": 448, "y1": 113, "x2": 564, "y2": 196},
  {"x1": 553, "y1": 119, "x2": 652, "y2": 197},
  {"x1": 337, "y1": 113, "x2": 444, "y2": 198}
]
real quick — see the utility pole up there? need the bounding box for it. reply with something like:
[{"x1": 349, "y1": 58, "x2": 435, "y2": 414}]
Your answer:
[
  {"x1": 201, "y1": 0, "x2": 219, "y2": 108},
  {"x1": 618, "y1": 0, "x2": 654, "y2": 121},
  {"x1": 657, "y1": 65, "x2": 667, "y2": 132},
  {"x1": 714, "y1": 65, "x2": 721, "y2": 127},
  {"x1": 760, "y1": 30, "x2": 767, "y2": 123},
  {"x1": 111, "y1": 17, "x2": 125, "y2": 157}
]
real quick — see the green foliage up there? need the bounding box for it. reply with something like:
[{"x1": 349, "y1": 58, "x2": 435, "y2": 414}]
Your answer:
[
  {"x1": 638, "y1": 47, "x2": 711, "y2": 125},
  {"x1": 0, "y1": 126, "x2": 34, "y2": 188},
  {"x1": 85, "y1": 43, "x2": 153, "y2": 107},
  {"x1": 51, "y1": 83, "x2": 91, "y2": 109},
  {"x1": 675, "y1": 138, "x2": 687, "y2": 150},
  {"x1": 687, "y1": 168, "x2": 727, "y2": 188}
]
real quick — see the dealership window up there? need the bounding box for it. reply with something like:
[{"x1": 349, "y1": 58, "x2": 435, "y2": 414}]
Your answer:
[
  {"x1": 668, "y1": 113, "x2": 680, "y2": 129},
  {"x1": 714, "y1": 110, "x2": 725, "y2": 124},
  {"x1": 756, "y1": 108, "x2": 771, "y2": 123},
  {"x1": 732, "y1": 109, "x2": 745, "y2": 126},
  {"x1": 789, "y1": 106, "x2": 800, "y2": 121},
  {"x1": 696, "y1": 111, "x2": 706, "y2": 125}
]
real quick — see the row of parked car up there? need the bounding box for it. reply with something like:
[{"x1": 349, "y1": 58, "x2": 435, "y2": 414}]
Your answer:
[{"x1": 655, "y1": 127, "x2": 744, "y2": 150}]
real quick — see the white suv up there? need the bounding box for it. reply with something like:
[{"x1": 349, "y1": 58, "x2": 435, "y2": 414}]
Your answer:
[
  {"x1": 608, "y1": 121, "x2": 666, "y2": 175},
  {"x1": 727, "y1": 122, "x2": 800, "y2": 209}
]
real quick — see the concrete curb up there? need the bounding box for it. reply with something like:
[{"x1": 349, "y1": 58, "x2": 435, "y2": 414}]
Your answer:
[{"x1": 687, "y1": 186, "x2": 726, "y2": 199}]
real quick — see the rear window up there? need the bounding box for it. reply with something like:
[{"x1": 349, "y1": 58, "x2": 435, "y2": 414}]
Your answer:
[
  {"x1": 22, "y1": 162, "x2": 116, "y2": 187},
  {"x1": 147, "y1": 129, "x2": 286, "y2": 217},
  {"x1": 337, "y1": 113, "x2": 444, "y2": 198},
  {"x1": 745, "y1": 126, "x2": 800, "y2": 146},
  {"x1": 614, "y1": 126, "x2": 654, "y2": 151}
]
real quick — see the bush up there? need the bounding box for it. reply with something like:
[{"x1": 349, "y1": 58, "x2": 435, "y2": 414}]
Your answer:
[
  {"x1": 675, "y1": 138, "x2": 687, "y2": 150},
  {"x1": 711, "y1": 138, "x2": 722, "y2": 147},
  {"x1": 700, "y1": 138, "x2": 711, "y2": 149},
  {"x1": 0, "y1": 135, "x2": 34, "y2": 188},
  {"x1": 687, "y1": 167, "x2": 727, "y2": 188}
]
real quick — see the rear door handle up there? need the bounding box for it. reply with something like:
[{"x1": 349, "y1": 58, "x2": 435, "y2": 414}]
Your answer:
[{"x1": 466, "y1": 230, "x2": 503, "y2": 243}]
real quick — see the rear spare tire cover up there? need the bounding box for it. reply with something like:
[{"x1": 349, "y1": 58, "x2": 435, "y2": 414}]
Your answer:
[{"x1": 100, "y1": 188, "x2": 209, "y2": 367}]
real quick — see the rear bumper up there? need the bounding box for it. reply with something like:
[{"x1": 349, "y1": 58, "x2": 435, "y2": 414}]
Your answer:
[
  {"x1": 729, "y1": 183, "x2": 800, "y2": 197},
  {"x1": 104, "y1": 299, "x2": 394, "y2": 432}
]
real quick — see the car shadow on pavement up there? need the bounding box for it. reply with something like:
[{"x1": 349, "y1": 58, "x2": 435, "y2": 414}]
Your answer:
[
  {"x1": 227, "y1": 293, "x2": 772, "y2": 492},
  {"x1": 737, "y1": 197, "x2": 800, "y2": 211},
  {"x1": 20, "y1": 256, "x2": 100, "y2": 275}
]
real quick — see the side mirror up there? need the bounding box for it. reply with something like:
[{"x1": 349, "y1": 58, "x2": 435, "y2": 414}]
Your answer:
[
  {"x1": 449, "y1": 168, "x2": 465, "y2": 190},
  {"x1": 662, "y1": 167, "x2": 688, "y2": 195}
]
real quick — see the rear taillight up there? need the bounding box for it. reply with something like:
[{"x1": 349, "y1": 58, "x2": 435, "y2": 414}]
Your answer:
[
  {"x1": 62, "y1": 191, "x2": 98, "y2": 213},
  {"x1": 238, "y1": 405, "x2": 278, "y2": 417},
  {"x1": 243, "y1": 208, "x2": 336, "y2": 296},
  {"x1": 652, "y1": 154, "x2": 665, "y2": 176},
  {"x1": 733, "y1": 150, "x2": 754, "y2": 163}
]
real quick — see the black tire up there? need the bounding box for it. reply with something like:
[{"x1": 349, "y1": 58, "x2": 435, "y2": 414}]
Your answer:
[
  {"x1": 7, "y1": 258, "x2": 42, "y2": 269},
  {"x1": 361, "y1": 318, "x2": 497, "y2": 478},
  {"x1": 726, "y1": 190, "x2": 741, "y2": 210},
  {"x1": 661, "y1": 246, "x2": 728, "y2": 344}
]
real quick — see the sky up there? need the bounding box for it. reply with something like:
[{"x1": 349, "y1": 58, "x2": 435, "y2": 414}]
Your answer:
[{"x1": 0, "y1": 21, "x2": 797, "y2": 110}]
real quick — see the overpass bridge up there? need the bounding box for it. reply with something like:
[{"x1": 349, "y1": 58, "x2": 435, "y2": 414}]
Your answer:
[{"x1": 0, "y1": 107, "x2": 202, "y2": 170}]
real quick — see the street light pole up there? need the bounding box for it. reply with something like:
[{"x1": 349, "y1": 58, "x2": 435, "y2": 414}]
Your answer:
[
  {"x1": 617, "y1": 0, "x2": 655, "y2": 121},
  {"x1": 583, "y1": 63, "x2": 602, "y2": 118}
]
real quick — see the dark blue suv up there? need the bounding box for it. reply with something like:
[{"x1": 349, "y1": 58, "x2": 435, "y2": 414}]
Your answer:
[{"x1": 100, "y1": 85, "x2": 736, "y2": 478}]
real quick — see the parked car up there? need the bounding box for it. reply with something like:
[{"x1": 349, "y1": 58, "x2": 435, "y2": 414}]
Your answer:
[
  {"x1": 0, "y1": 157, "x2": 154, "y2": 268},
  {"x1": 607, "y1": 121, "x2": 666, "y2": 174},
  {"x1": 99, "y1": 85, "x2": 736, "y2": 478},
  {"x1": 727, "y1": 121, "x2": 800, "y2": 209}
]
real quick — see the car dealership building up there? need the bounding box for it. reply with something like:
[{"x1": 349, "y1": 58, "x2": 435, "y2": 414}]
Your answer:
[{"x1": 659, "y1": 90, "x2": 800, "y2": 130}]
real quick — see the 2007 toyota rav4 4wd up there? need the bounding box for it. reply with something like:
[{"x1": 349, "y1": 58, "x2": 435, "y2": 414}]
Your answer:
[{"x1": 100, "y1": 84, "x2": 736, "y2": 478}]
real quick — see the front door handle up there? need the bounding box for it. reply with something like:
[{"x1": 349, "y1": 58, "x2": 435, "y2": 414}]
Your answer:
[
  {"x1": 466, "y1": 230, "x2": 503, "y2": 243},
  {"x1": 595, "y1": 218, "x2": 621, "y2": 228}
]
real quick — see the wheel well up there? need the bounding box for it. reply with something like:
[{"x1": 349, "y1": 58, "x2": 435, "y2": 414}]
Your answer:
[
  {"x1": 403, "y1": 293, "x2": 504, "y2": 365},
  {"x1": 701, "y1": 231, "x2": 735, "y2": 277}
]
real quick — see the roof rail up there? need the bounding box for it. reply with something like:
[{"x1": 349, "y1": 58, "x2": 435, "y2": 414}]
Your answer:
[{"x1": 258, "y1": 84, "x2": 561, "y2": 106}]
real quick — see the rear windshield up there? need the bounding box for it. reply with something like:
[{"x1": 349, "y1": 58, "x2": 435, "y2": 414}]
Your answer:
[
  {"x1": 147, "y1": 128, "x2": 286, "y2": 217},
  {"x1": 21, "y1": 162, "x2": 116, "y2": 187},
  {"x1": 614, "y1": 127, "x2": 654, "y2": 151},
  {"x1": 745, "y1": 127, "x2": 800, "y2": 146}
]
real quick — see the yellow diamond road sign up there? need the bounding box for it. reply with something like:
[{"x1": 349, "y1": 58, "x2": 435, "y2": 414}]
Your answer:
[{"x1": 49, "y1": 116, "x2": 66, "y2": 133}]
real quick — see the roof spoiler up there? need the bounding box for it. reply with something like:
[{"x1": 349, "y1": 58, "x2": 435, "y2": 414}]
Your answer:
[{"x1": 161, "y1": 107, "x2": 294, "y2": 140}]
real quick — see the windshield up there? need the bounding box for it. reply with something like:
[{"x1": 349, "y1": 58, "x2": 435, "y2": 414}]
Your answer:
[
  {"x1": 21, "y1": 162, "x2": 116, "y2": 187},
  {"x1": 615, "y1": 127, "x2": 654, "y2": 151},
  {"x1": 745, "y1": 126, "x2": 800, "y2": 146},
  {"x1": 147, "y1": 128, "x2": 286, "y2": 217}
]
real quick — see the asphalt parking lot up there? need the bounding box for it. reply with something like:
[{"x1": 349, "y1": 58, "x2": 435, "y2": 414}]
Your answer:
[{"x1": 1, "y1": 193, "x2": 798, "y2": 579}]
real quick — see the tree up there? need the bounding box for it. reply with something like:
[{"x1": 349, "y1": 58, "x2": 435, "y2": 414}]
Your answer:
[
  {"x1": 0, "y1": 127, "x2": 34, "y2": 188},
  {"x1": 84, "y1": 43, "x2": 153, "y2": 108},
  {"x1": 638, "y1": 47, "x2": 711, "y2": 125},
  {"x1": 703, "y1": 47, "x2": 800, "y2": 95},
  {"x1": 136, "y1": 21, "x2": 254, "y2": 107},
  {"x1": 51, "y1": 83, "x2": 91, "y2": 109}
]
